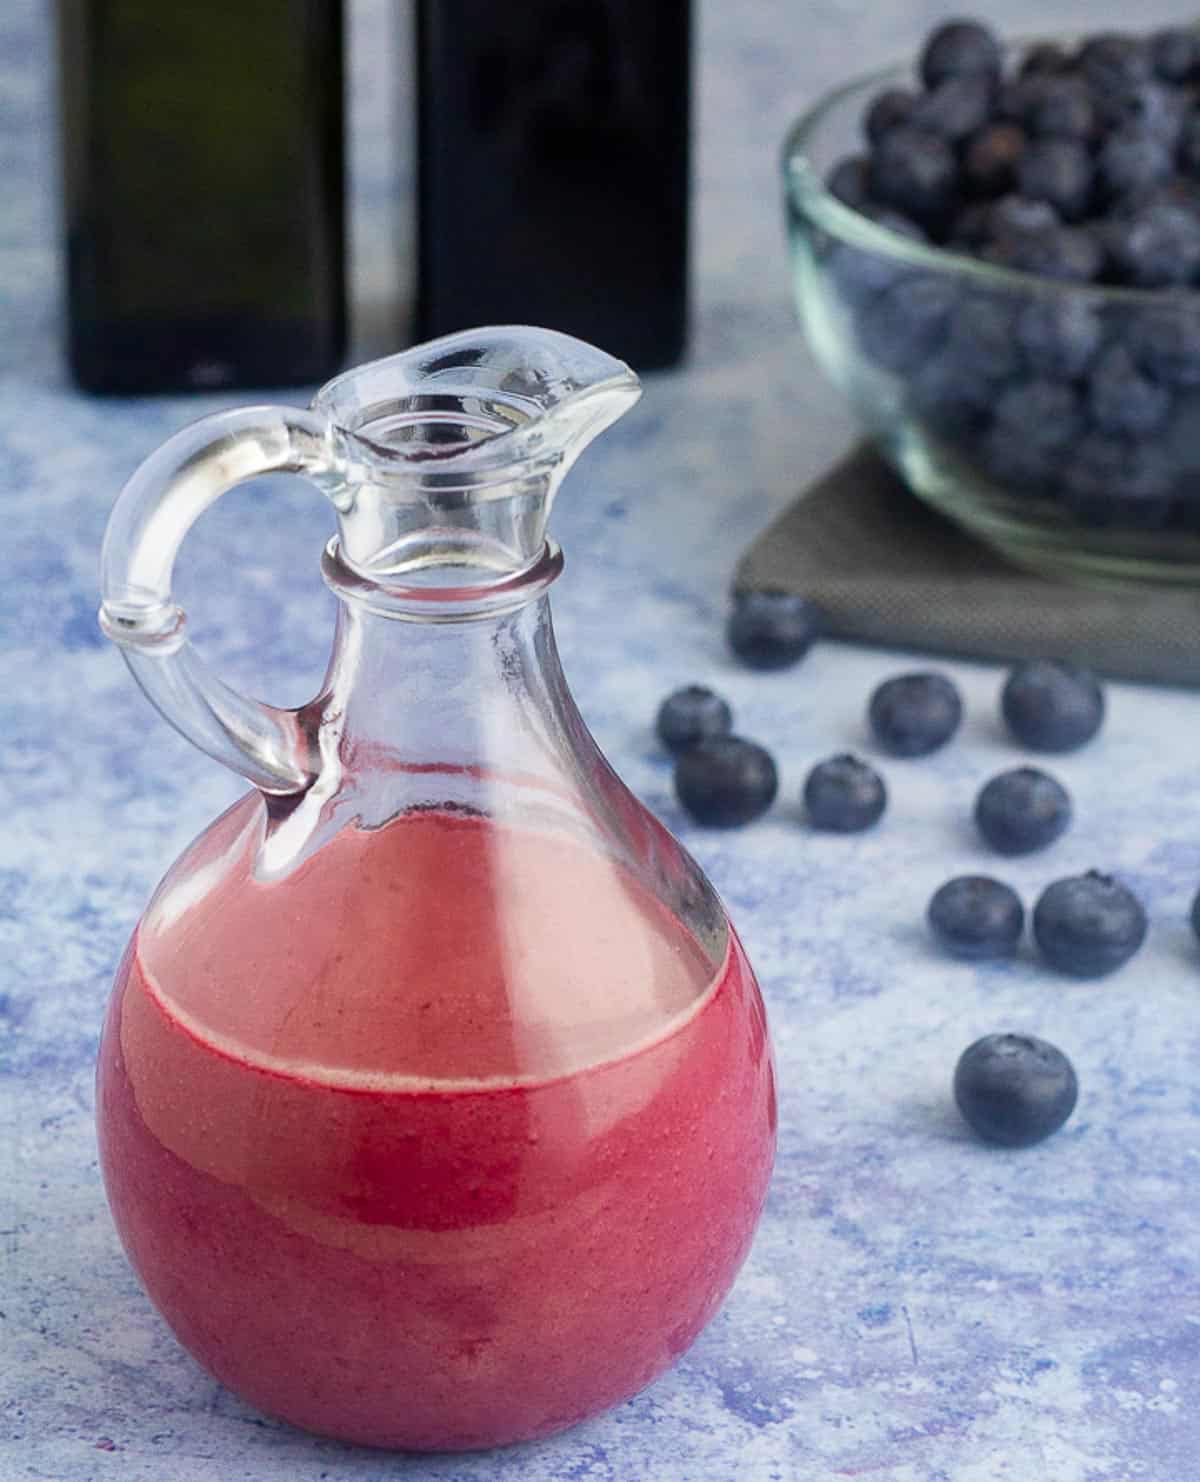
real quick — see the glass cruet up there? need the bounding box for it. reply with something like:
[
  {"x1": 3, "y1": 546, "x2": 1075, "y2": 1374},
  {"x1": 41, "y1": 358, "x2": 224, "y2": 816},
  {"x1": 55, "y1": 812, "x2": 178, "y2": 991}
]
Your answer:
[{"x1": 95, "y1": 327, "x2": 777, "y2": 1452}]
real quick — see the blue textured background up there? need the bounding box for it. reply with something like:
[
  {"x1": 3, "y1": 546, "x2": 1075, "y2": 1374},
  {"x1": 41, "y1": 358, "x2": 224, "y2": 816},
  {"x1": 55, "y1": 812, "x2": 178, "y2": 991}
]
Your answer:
[{"x1": 5, "y1": 2, "x2": 1200, "y2": 1478}]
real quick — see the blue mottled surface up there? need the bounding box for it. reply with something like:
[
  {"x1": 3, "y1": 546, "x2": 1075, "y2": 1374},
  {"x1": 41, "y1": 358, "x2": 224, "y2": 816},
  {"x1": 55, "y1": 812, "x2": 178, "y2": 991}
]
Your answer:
[{"x1": 5, "y1": 2, "x2": 1200, "y2": 1478}]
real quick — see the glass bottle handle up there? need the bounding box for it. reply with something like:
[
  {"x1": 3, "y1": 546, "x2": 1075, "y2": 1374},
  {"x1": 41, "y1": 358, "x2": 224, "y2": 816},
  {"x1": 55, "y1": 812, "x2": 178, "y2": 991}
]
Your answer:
[{"x1": 99, "y1": 405, "x2": 344, "y2": 795}]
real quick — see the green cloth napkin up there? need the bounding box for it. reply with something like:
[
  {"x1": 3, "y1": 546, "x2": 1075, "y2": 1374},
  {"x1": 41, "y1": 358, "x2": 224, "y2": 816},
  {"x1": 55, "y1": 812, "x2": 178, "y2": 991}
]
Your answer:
[{"x1": 735, "y1": 444, "x2": 1200, "y2": 686}]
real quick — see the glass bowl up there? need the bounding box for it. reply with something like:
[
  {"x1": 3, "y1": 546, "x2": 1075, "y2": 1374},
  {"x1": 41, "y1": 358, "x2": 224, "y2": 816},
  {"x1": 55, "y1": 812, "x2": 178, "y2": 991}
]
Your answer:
[{"x1": 783, "y1": 54, "x2": 1200, "y2": 588}]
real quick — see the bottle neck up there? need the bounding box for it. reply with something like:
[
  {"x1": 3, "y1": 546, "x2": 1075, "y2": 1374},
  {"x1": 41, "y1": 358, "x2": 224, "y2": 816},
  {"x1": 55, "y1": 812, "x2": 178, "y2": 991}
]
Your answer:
[{"x1": 308, "y1": 565, "x2": 596, "y2": 833}]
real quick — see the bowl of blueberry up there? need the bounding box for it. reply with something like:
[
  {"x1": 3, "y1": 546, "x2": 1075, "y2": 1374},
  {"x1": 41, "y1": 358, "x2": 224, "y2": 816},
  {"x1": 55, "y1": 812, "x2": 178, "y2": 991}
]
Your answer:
[{"x1": 783, "y1": 17, "x2": 1200, "y2": 586}]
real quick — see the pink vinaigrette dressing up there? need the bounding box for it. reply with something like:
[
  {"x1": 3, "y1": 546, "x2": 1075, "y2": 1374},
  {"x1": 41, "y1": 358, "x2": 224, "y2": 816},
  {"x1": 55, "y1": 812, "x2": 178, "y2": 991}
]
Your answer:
[{"x1": 98, "y1": 799, "x2": 777, "y2": 1450}]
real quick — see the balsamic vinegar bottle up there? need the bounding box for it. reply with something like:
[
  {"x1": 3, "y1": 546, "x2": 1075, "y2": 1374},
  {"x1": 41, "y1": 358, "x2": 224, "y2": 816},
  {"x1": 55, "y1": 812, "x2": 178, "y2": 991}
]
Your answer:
[
  {"x1": 57, "y1": 1, "x2": 346, "y2": 393},
  {"x1": 416, "y1": 0, "x2": 691, "y2": 372}
]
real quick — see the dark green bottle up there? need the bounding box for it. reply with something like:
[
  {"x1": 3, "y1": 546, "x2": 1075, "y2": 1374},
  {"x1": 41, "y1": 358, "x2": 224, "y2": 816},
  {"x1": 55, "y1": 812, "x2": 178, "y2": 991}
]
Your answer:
[{"x1": 57, "y1": 1, "x2": 346, "y2": 393}]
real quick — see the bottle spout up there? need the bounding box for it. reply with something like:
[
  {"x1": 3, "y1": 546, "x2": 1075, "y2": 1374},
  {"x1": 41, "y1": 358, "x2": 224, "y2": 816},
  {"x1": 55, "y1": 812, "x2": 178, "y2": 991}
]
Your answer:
[{"x1": 313, "y1": 327, "x2": 641, "y2": 582}]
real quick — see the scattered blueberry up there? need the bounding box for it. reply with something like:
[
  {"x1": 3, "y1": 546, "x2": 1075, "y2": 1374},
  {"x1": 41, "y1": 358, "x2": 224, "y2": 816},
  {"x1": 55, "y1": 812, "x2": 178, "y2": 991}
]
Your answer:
[
  {"x1": 1016, "y1": 138, "x2": 1092, "y2": 221},
  {"x1": 954, "y1": 1033, "x2": 1079, "y2": 1147},
  {"x1": 868, "y1": 672, "x2": 963, "y2": 757},
  {"x1": 868, "y1": 125, "x2": 959, "y2": 223},
  {"x1": 727, "y1": 590, "x2": 823, "y2": 670},
  {"x1": 1015, "y1": 297, "x2": 1102, "y2": 379},
  {"x1": 1087, "y1": 344, "x2": 1172, "y2": 438},
  {"x1": 928, "y1": 876, "x2": 1025, "y2": 959},
  {"x1": 1191, "y1": 885, "x2": 1200, "y2": 942},
  {"x1": 656, "y1": 685, "x2": 733, "y2": 755},
  {"x1": 920, "y1": 19, "x2": 1003, "y2": 90},
  {"x1": 864, "y1": 87, "x2": 917, "y2": 145},
  {"x1": 975, "y1": 767, "x2": 1072, "y2": 855},
  {"x1": 1001, "y1": 659, "x2": 1105, "y2": 752},
  {"x1": 803, "y1": 754, "x2": 887, "y2": 832},
  {"x1": 963, "y1": 123, "x2": 1025, "y2": 195},
  {"x1": 674, "y1": 736, "x2": 778, "y2": 828},
  {"x1": 1033, "y1": 870, "x2": 1148, "y2": 977}
]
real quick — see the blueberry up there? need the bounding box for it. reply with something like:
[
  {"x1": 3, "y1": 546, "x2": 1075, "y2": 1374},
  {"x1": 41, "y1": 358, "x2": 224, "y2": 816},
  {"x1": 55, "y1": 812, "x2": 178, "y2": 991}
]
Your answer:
[
  {"x1": 1127, "y1": 306, "x2": 1200, "y2": 387},
  {"x1": 1116, "y1": 174, "x2": 1200, "y2": 219},
  {"x1": 1180, "y1": 115, "x2": 1200, "y2": 177},
  {"x1": 1096, "y1": 128, "x2": 1173, "y2": 203},
  {"x1": 864, "y1": 87, "x2": 917, "y2": 146},
  {"x1": 997, "y1": 75, "x2": 1045, "y2": 125},
  {"x1": 828, "y1": 208, "x2": 926, "y2": 306},
  {"x1": 1001, "y1": 659, "x2": 1105, "y2": 752},
  {"x1": 656, "y1": 685, "x2": 733, "y2": 754},
  {"x1": 963, "y1": 124, "x2": 1026, "y2": 197},
  {"x1": 954, "y1": 1033, "x2": 1078, "y2": 1147},
  {"x1": 921, "y1": 19, "x2": 1003, "y2": 90},
  {"x1": 674, "y1": 736, "x2": 778, "y2": 828},
  {"x1": 983, "y1": 225, "x2": 1102, "y2": 283},
  {"x1": 1077, "y1": 33, "x2": 1152, "y2": 96},
  {"x1": 803, "y1": 754, "x2": 887, "y2": 832},
  {"x1": 868, "y1": 671, "x2": 963, "y2": 757},
  {"x1": 985, "y1": 379, "x2": 1081, "y2": 492},
  {"x1": 1177, "y1": 489, "x2": 1200, "y2": 533},
  {"x1": 1062, "y1": 434, "x2": 1174, "y2": 529},
  {"x1": 869, "y1": 125, "x2": 959, "y2": 223},
  {"x1": 1022, "y1": 77, "x2": 1097, "y2": 141},
  {"x1": 1016, "y1": 138, "x2": 1092, "y2": 222},
  {"x1": 942, "y1": 294, "x2": 1022, "y2": 382},
  {"x1": 1151, "y1": 27, "x2": 1200, "y2": 84},
  {"x1": 1087, "y1": 345, "x2": 1172, "y2": 438},
  {"x1": 949, "y1": 200, "x2": 996, "y2": 248},
  {"x1": 994, "y1": 379, "x2": 1083, "y2": 453},
  {"x1": 1021, "y1": 43, "x2": 1069, "y2": 78},
  {"x1": 979, "y1": 426, "x2": 1061, "y2": 496},
  {"x1": 727, "y1": 590, "x2": 823, "y2": 670},
  {"x1": 1033, "y1": 870, "x2": 1148, "y2": 978},
  {"x1": 827, "y1": 156, "x2": 871, "y2": 209},
  {"x1": 1192, "y1": 885, "x2": 1200, "y2": 942},
  {"x1": 1097, "y1": 80, "x2": 1185, "y2": 143},
  {"x1": 988, "y1": 194, "x2": 1060, "y2": 238},
  {"x1": 911, "y1": 75, "x2": 995, "y2": 142},
  {"x1": 908, "y1": 356, "x2": 993, "y2": 442},
  {"x1": 1103, "y1": 202, "x2": 1200, "y2": 288},
  {"x1": 975, "y1": 766, "x2": 1072, "y2": 855},
  {"x1": 856, "y1": 273, "x2": 957, "y2": 374},
  {"x1": 928, "y1": 876, "x2": 1025, "y2": 960},
  {"x1": 1015, "y1": 297, "x2": 1102, "y2": 379}
]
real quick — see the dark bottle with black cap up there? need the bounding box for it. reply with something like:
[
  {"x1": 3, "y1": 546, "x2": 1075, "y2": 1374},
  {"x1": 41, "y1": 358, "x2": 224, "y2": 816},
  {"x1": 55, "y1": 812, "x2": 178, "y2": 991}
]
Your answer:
[
  {"x1": 57, "y1": 0, "x2": 345, "y2": 393},
  {"x1": 416, "y1": 0, "x2": 691, "y2": 371}
]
